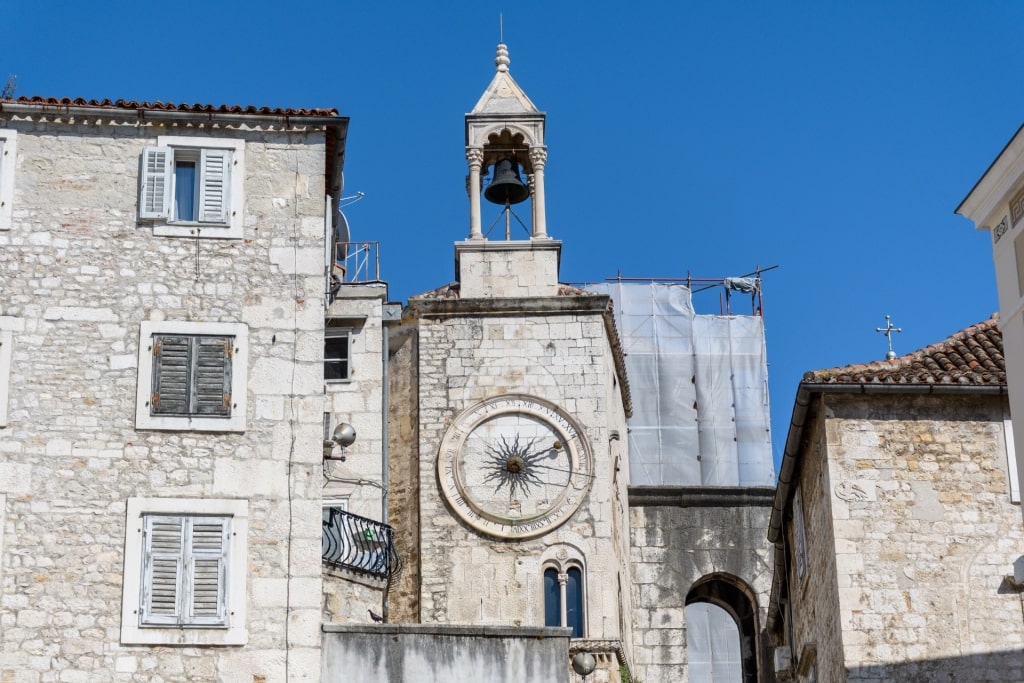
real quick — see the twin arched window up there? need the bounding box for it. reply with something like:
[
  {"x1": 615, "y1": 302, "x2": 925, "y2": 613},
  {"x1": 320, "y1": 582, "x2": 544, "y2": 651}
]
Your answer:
[{"x1": 543, "y1": 565, "x2": 584, "y2": 637}]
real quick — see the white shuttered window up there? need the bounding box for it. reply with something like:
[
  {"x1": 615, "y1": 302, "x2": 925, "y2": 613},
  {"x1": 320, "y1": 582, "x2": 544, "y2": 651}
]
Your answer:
[
  {"x1": 138, "y1": 136, "x2": 244, "y2": 239},
  {"x1": 141, "y1": 514, "x2": 230, "y2": 627},
  {"x1": 140, "y1": 147, "x2": 232, "y2": 224},
  {"x1": 122, "y1": 497, "x2": 248, "y2": 645}
]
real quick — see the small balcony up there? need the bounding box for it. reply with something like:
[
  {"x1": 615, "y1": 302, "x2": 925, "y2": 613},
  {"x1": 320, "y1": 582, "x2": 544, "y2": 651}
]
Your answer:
[
  {"x1": 322, "y1": 507, "x2": 399, "y2": 579},
  {"x1": 333, "y1": 241, "x2": 381, "y2": 284}
]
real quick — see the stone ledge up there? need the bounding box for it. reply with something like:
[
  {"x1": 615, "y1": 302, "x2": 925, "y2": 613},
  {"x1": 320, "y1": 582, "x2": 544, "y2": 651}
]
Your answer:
[
  {"x1": 628, "y1": 485, "x2": 776, "y2": 508},
  {"x1": 322, "y1": 623, "x2": 572, "y2": 639}
]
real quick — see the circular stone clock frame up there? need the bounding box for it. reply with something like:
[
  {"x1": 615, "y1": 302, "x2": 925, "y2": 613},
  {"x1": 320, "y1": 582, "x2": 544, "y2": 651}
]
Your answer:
[{"x1": 437, "y1": 394, "x2": 593, "y2": 540}]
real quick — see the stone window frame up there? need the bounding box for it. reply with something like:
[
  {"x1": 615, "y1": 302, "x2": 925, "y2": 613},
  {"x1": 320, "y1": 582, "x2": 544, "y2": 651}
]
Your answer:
[
  {"x1": 135, "y1": 321, "x2": 248, "y2": 432},
  {"x1": 138, "y1": 135, "x2": 245, "y2": 239},
  {"x1": 0, "y1": 316, "x2": 23, "y2": 427},
  {"x1": 540, "y1": 545, "x2": 587, "y2": 638},
  {"x1": 121, "y1": 497, "x2": 248, "y2": 646},
  {"x1": 792, "y1": 487, "x2": 808, "y2": 580},
  {"x1": 324, "y1": 327, "x2": 352, "y2": 383},
  {"x1": 0, "y1": 128, "x2": 16, "y2": 231}
]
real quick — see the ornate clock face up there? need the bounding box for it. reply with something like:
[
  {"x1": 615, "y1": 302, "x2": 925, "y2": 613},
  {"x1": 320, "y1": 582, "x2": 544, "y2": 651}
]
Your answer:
[{"x1": 437, "y1": 395, "x2": 593, "y2": 539}]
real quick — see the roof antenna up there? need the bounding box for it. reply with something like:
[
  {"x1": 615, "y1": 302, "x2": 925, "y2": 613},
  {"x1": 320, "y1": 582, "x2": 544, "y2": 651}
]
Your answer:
[{"x1": 876, "y1": 315, "x2": 902, "y2": 360}]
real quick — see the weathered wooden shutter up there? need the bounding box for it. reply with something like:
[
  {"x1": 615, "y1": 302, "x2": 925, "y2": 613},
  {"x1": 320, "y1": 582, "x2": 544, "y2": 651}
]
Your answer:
[
  {"x1": 151, "y1": 334, "x2": 232, "y2": 417},
  {"x1": 139, "y1": 147, "x2": 173, "y2": 220},
  {"x1": 151, "y1": 335, "x2": 191, "y2": 416},
  {"x1": 187, "y1": 518, "x2": 229, "y2": 625},
  {"x1": 197, "y1": 148, "x2": 231, "y2": 224},
  {"x1": 193, "y1": 336, "x2": 232, "y2": 416},
  {"x1": 141, "y1": 515, "x2": 184, "y2": 625}
]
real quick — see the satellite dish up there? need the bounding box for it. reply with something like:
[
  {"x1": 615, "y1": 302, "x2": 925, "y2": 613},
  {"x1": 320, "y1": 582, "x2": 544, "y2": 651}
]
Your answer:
[{"x1": 336, "y1": 210, "x2": 351, "y2": 244}]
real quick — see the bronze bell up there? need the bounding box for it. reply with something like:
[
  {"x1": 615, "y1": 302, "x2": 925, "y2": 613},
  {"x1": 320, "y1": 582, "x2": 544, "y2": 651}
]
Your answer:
[{"x1": 484, "y1": 158, "x2": 530, "y2": 205}]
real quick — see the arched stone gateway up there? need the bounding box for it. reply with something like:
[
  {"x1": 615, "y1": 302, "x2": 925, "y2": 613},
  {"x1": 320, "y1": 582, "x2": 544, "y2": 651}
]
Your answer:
[{"x1": 686, "y1": 573, "x2": 760, "y2": 683}]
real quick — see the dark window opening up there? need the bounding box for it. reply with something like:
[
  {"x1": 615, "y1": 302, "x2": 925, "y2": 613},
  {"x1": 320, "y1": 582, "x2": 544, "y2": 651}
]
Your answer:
[{"x1": 324, "y1": 330, "x2": 351, "y2": 382}]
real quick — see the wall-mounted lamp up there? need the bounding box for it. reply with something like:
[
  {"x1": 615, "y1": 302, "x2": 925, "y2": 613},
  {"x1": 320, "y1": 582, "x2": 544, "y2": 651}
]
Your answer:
[
  {"x1": 323, "y1": 422, "x2": 357, "y2": 461},
  {"x1": 571, "y1": 652, "x2": 596, "y2": 680}
]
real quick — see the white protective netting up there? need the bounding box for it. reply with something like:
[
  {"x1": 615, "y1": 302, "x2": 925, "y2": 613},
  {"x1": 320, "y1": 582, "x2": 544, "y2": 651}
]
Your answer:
[
  {"x1": 591, "y1": 282, "x2": 774, "y2": 486},
  {"x1": 685, "y1": 602, "x2": 744, "y2": 682}
]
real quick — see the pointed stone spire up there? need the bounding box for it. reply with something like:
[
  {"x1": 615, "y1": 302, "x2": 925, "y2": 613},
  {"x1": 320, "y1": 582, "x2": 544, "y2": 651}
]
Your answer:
[
  {"x1": 471, "y1": 42, "x2": 540, "y2": 115},
  {"x1": 465, "y1": 41, "x2": 549, "y2": 242},
  {"x1": 495, "y1": 42, "x2": 510, "y2": 72}
]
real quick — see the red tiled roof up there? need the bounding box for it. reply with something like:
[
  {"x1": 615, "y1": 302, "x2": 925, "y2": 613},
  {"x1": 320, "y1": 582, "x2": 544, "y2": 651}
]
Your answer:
[
  {"x1": 803, "y1": 315, "x2": 1005, "y2": 386},
  {"x1": 1, "y1": 96, "x2": 339, "y2": 118}
]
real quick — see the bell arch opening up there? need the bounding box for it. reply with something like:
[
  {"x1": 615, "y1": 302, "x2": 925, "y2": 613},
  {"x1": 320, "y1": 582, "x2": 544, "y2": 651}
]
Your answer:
[
  {"x1": 685, "y1": 573, "x2": 759, "y2": 683},
  {"x1": 483, "y1": 127, "x2": 533, "y2": 176}
]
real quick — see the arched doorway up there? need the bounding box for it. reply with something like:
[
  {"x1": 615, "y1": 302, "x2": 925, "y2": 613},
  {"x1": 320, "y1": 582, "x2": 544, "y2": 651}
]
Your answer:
[{"x1": 685, "y1": 573, "x2": 759, "y2": 683}]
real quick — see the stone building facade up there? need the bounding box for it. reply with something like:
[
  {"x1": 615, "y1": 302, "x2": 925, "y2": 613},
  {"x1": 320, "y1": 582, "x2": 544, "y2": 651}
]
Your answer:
[
  {"x1": 0, "y1": 47, "x2": 796, "y2": 683},
  {"x1": 378, "y1": 43, "x2": 636, "y2": 682},
  {"x1": 0, "y1": 98, "x2": 348, "y2": 681},
  {"x1": 768, "y1": 317, "x2": 1024, "y2": 682}
]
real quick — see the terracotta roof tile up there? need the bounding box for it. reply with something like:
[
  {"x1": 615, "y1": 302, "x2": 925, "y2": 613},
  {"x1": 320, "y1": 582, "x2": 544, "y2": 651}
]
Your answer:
[
  {"x1": 1, "y1": 96, "x2": 339, "y2": 118},
  {"x1": 803, "y1": 315, "x2": 1005, "y2": 386}
]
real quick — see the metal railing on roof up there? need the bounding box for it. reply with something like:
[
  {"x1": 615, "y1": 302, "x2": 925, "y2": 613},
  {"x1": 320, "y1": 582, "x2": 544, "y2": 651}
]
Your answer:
[{"x1": 333, "y1": 241, "x2": 381, "y2": 284}]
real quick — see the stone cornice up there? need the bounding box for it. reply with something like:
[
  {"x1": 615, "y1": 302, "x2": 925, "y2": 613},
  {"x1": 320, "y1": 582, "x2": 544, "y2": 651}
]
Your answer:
[{"x1": 628, "y1": 486, "x2": 776, "y2": 508}]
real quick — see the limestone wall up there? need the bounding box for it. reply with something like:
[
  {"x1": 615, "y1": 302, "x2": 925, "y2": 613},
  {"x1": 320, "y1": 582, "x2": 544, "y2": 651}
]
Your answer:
[
  {"x1": 385, "y1": 323, "x2": 421, "y2": 623},
  {"x1": 785, "y1": 399, "x2": 844, "y2": 681},
  {"x1": 629, "y1": 497, "x2": 775, "y2": 683},
  {"x1": 323, "y1": 287, "x2": 389, "y2": 521},
  {"x1": 410, "y1": 302, "x2": 631, "y2": 650},
  {"x1": 802, "y1": 393, "x2": 1024, "y2": 681},
  {"x1": 0, "y1": 116, "x2": 330, "y2": 681}
]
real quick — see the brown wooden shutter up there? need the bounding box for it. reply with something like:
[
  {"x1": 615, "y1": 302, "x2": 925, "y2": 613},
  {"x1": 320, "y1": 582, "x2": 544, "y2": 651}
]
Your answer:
[
  {"x1": 193, "y1": 336, "x2": 232, "y2": 416},
  {"x1": 151, "y1": 335, "x2": 191, "y2": 416},
  {"x1": 151, "y1": 334, "x2": 232, "y2": 418}
]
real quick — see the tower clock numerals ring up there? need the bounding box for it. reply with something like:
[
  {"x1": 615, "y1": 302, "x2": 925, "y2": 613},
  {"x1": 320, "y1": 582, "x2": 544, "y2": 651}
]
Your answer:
[{"x1": 437, "y1": 395, "x2": 593, "y2": 540}]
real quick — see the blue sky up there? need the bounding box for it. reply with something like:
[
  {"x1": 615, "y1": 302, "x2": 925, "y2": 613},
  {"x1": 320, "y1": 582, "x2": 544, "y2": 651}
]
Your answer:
[{"x1": 7, "y1": 1, "x2": 1020, "y2": 469}]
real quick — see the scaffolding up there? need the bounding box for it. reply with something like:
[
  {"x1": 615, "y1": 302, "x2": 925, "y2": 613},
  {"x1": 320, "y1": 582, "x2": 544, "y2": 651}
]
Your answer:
[{"x1": 589, "y1": 280, "x2": 775, "y2": 487}]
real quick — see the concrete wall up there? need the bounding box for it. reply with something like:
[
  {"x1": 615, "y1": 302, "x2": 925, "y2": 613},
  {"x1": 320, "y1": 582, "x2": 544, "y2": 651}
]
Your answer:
[
  {"x1": 321, "y1": 623, "x2": 571, "y2": 683},
  {"x1": 0, "y1": 115, "x2": 330, "y2": 681},
  {"x1": 629, "y1": 491, "x2": 775, "y2": 683}
]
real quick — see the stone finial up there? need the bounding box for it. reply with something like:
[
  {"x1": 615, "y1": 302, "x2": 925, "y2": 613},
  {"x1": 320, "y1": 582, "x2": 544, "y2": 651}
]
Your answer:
[{"x1": 495, "y1": 43, "x2": 510, "y2": 72}]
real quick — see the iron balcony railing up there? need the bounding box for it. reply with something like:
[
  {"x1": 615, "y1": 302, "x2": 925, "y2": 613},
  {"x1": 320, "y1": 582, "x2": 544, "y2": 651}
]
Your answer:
[{"x1": 322, "y1": 507, "x2": 399, "y2": 579}]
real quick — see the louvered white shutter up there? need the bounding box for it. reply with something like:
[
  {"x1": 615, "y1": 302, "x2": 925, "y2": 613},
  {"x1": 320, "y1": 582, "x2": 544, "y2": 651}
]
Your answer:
[
  {"x1": 197, "y1": 149, "x2": 231, "y2": 224},
  {"x1": 193, "y1": 336, "x2": 232, "y2": 416},
  {"x1": 186, "y1": 518, "x2": 229, "y2": 625},
  {"x1": 141, "y1": 516, "x2": 184, "y2": 625},
  {"x1": 140, "y1": 147, "x2": 172, "y2": 220},
  {"x1": 151, "y1": 335, "x2": 191, "y2": 416}
]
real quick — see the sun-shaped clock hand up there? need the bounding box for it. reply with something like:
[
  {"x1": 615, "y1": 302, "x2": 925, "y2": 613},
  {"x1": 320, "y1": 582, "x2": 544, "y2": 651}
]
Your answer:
[{"x1": 480, "y1": 433, "x2": 562, "y2": 499}]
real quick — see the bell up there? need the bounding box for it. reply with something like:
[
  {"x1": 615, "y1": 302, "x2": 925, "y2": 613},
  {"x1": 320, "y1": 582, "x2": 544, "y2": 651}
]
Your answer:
[{"x1": 484, "y1": 158, "x2": 530, "y2": 205}]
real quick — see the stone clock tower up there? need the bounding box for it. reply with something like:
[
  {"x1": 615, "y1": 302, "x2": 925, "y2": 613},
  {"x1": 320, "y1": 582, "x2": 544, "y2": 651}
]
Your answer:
[{"x1": 387, "y1": 43, "x2": 635, "y2": 678}]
